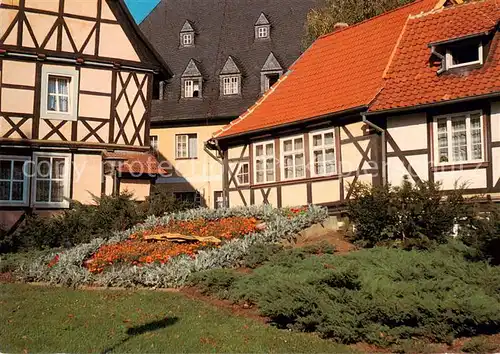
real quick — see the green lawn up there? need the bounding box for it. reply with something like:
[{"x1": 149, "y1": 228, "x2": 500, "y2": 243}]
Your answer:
[{"x1": 0, "y1": 284, "x2": 350, "y2": 353}]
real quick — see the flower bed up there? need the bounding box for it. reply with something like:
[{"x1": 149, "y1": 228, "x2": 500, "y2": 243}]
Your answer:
[
  {"x1": 85, "y1": 217, "x2": 259, "y2": 273},
  {"x1": 18, "y1": 205, "x2": 328, "y2": 288}
]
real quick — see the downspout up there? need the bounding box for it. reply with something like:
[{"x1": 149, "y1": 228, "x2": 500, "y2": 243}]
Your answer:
[
  {"x1": 431, "y1": 46, "x2": 446, "y2": 75},
  {"x1": 362, "y1": 114, "x2": 387, "y2": 186},
  {"x1": 206, "y1": 138, "x2": 229, "y2": 208}
]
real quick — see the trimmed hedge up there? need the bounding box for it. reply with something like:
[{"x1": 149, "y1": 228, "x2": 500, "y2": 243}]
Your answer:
[{"x1": 17, "y1": 205, "x2": 328, "y2": 288}]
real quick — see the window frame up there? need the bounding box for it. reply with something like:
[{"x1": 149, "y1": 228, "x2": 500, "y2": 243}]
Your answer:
[
  {"x1": 175, "y1": 133, "x2": 198, "y2": 159},
  {"x1": 40, "y1": 66, "x2": 79, "y2": 121},
  {"x1": 253, "y1": 140, "x2": 275, "y2": 185},
  {"x1": 309, "y1": 128, "x2": 337, "y2": 177},
  {"x1": 0, "y1": 156, "x2": 30, "y2": 207},
  {"x1": 182, "y1": 78, "x2": 202, "y2": 98},
  {"x1": 280, "y1": 134, "x2": 306, "y2": 181},
  {"x1": 257, "y1": 26, "x2": 268, "y2": 39},
  {"x1": 31, "y1": 152, "x2": 71, "y2": 209},
  {"x1": 236, "y1": 162, "x2": 250, "y2": 186},
  {"x1": 221, "y1": 75, "x2": 240, "y2": 96},
  {"x1": 432, "y1": 110, "x2": 485, "y2": 166},
  {"x1": 446, "y1": 42, "x2": 483, "y2": 69},
  {"x1": 150, "y1": 135, "x2": 159, "y2": 152},
  {"x1": 180, "y1": 32, "x2": 194, "y2": 47}
]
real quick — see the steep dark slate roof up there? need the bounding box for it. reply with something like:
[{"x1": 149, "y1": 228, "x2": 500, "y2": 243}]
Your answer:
[{"x1": 139, "y1": 0, "x2": 319, "y2": 123}]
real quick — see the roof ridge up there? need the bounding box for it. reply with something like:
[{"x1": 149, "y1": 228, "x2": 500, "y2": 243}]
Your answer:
[
  {"x1": 410, "y1": 0, "x2": 494, "y2": 19},
  {"x1": 317, "y1": 0, "x2": 434, "y2": 41}
]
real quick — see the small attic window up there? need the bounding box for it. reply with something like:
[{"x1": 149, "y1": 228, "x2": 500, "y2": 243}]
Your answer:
[
  {"x1": 180, "y1": 20, "x2": 195, "y2": 48},
  {"x1": 254, "y1": 13, "x2": 271, "y2": 40},
  {"x1": 446, "y1": 42, "x2": 483, "y2": 69}
]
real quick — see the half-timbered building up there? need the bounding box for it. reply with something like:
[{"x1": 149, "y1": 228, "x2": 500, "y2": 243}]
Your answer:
[
  {"x1": 209, "y1": 0, "x2": 500, "y2": 210},
  {"x1": 0, "y1": 0, "x2": 171, "y2": 229}
]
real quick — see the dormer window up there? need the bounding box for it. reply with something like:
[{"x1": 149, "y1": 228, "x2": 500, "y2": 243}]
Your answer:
[
  {"x1": 181, "y1": 59, "x2": 203, "y2": 99},
  {"x1": 254, "y1": 13, "x2": 271, "y2": 41},
  {"x1": 184, "y1": 79, "x2": 201, "y2": 98},
  {"x1": 220, "y1": 56, "x2": 242, "y2": 97},
  {"x1": 260, "y1": 52, "x2": 283, "y2": 94},
  {"x1": 446, "y1": 42, "x2": 483, "y2": 69},
  {"x1": 431, "y1": 35, "x2": 487, "y2": 73},
  {"x1": 182, "y1": 33, "x2": 193, "y2": 46},
  {"x1": 257, "y1": 26, "x2": 268, "y2": 39},
  {"x1": 180, "y1": 20, "x2": 195, "y2": 48}
]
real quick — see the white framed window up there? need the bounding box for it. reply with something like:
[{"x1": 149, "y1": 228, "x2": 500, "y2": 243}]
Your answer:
[
  {"x1": 40, "y1": 66, "x2": 79, "y2": 120},
  {"x1": 281, "y1": 135, "x2": 305, "y2": 180},
  {"x1": 32, "y1": 153, "x2": 71, "y2": 208},
  {"x1": 433, "y1": 111, "x2": 484, "y2": 165},
  {"x1": 184, "y1": 79, "x2": 201, "y2": 98},
  {"x1": 236, "y1": 163, "x2": 250, "y2": 185},
  {"x1": 175, "y1": 134, "x2": 197, "y2": 159},
  {"x1": 222, "y1": 75, "x2": 240, "y2": 95},
  {"x1": 0, "y1": 156, "x2": 30, "y2": 206},
  {"x1": 181, "y1": 33, "x2": 193, "y2": 47},
  {"x1": 254, "y1": 141, "x2": 275, "y2": 184},
  {"x1": 310, "y1": 128, "x2": 336, "y2": 176},
  {"x1": 257, "y1": 26, "x2": 268, "y2": 39},
  {"x1": 446, "y1": 42, "x2": 483, "y2": 69},
  {"x1": 150, "y1": 135, "x2": 159, "y2": 151}
]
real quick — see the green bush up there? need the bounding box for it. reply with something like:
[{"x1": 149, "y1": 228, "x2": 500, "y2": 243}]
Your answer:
[
  {"x1": 347, "y1": 177, "x2": 468, "y2": 249},
  {"x1": 189, "y1": 269, "x2": 243, "y2": 299},
  {"x1": 462, "y1": 337, "x2": 498, "y2": 353},
  {"x1": 140, "y1": 185, "x2": 195, "y2": 217},
  {"x1": 210, "y1": 245, "x2": 500, "y2": 346},
  {"x1": 460, "y1": 203, "x2": 500, "y2": 265},
  {"x1": 14, "y1": 192, "x2": 143, "y2": 251},
  {"x1": 240, "y1": 243, "x2": 284, "y2": 269}
]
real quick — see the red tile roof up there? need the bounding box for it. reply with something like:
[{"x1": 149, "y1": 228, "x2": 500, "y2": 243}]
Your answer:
[
  {"x1": 103, "y1": 152, "x2": 167, "y2": 175},
  {"x1": 214, "y1": 0, "x2": 438, "y2": 138},
  {"x1": 369, "y1": 0, "x2": 500, "y2": 112}
]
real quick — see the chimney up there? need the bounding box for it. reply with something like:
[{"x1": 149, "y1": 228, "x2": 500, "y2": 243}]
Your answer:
[{"x1": 333, "y1": 22, "x2": 349, "y2": 31}]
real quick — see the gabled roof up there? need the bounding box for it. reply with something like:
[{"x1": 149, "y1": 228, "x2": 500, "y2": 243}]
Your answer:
[
  {"x1": 181, "y1": 20, "x2": 195, "y2": 33},
  {"x1": 114, "y1": 0, "x2": 173, "y2": 78},
  {"x1": 182, "y1": 59, "x2": 203, "y2": 77},
  {"x1": 140, "y1": 0, "x2": 319, "y2": 123},
  {"x1": 262, "y1": 52, "x2": 283, "y2": 71},
  {"x1": 214, "y1": 0, "x2": 438, "y2": 139},
  {"x1": 370, "y1": 0, "x2": 500, "y2": 112},
  {"x1": 220, "y1": 56, "x2": 241, "y2": 75},
  {"x1": 255, "y1": 13, "x2": 270, "y2": 26}
]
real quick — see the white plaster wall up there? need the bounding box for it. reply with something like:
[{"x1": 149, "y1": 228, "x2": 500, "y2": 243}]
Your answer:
[{"x1": 434, "y1": 169, "x2": 487, "y2": 190}]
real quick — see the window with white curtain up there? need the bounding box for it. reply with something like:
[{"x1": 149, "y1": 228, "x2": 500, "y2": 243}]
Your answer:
[
  {"x1": 32, "y1": 153, "x2": 71, "y2": 208},
  {"x1": 0, "y1": 157, "x2": 29, "y2": 206},
  {"x1": 41, "y1": 66, "x2": 79, "y2": 120},
  {"x1": 281, "y1": 136, "x2": 305, "y2": 180},
  {"x1": 222, "y1": 75, "x2": 240, "y2": 95},
  {"x1": 310, "y1": 128, "x2": 336, "y2": 176},
  {"x1": 254, "y1": 141, "x2": 275, "y2": 184},
  {"x1": 175, "y1": 134, "x2": 198, "y2": 159},
  {"x1": 434, "y1": 111, "x2": 483, "y2": 165}
]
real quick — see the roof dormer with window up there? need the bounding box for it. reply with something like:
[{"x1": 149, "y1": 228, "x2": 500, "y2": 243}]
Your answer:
[
  {"x1": 430, "y1": 34, "x2": 490, "y2": 74},
  {"x1": 260, "y1": 52, "x2": 283, "y2": 94},
  {"x1": 254, "y1": 13, "x2": 271, "y2": 41},
  {"x1": 220, "y1": 56, "x2": 242, "y2": 97},
  {"x1": 180, "y1": 20, "x2": 195, "y2": 48},
  {"x1": 181, "y1": 59, "x2": 203, "y2": 99}
]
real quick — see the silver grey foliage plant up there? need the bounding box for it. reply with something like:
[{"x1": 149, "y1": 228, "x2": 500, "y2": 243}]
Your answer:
[{"x1": 18, "y1": 205, "x2": 328, "y2": 288}]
